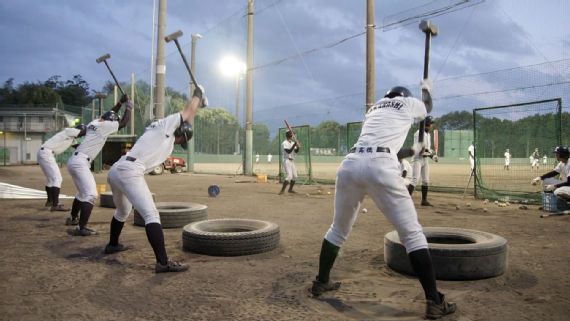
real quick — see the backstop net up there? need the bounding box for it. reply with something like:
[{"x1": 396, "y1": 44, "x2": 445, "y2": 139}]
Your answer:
[
  {"x1": 278, "y1": 125, "x2": 311, "y2": 184},
  {"x1": 473, "y1": 98, "x2": 562, "y2": 203}
]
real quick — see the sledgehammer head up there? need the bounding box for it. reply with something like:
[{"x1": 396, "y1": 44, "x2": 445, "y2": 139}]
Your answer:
[
  {"x1": 96, "y1": 53, "x2": 111, "y2": 64},
  {"x1": 165, "y1": 30, "x2": 183, "y2": 43},
  {"x1": 419, "y1": 20, "x2": 438, "y2": 36}
]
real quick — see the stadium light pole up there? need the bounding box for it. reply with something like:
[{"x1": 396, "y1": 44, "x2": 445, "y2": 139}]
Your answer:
[
  {"x1": 219, "y1": 56, "x2": 246, "y2": 157},
  {"x1": 0, "y1": 130, "x2": 5, "y2": 166}
]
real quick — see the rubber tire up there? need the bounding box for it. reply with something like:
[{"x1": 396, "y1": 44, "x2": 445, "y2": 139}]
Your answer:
[
  {"x1": 99, "y1": 191, "x2": 115, "y2": 208},
  {"x1": 182, "y1": 219, "x2": 280, "y2": 256},
  {"x1": 384, "y1": 227, "x2": 508, "y2": 280},
  {"x1": 173, "y1": 166, "x2": 183, "y2": 173},
  {"x1": 133, "y1": 202, "x2": 207, "y2": 229}
]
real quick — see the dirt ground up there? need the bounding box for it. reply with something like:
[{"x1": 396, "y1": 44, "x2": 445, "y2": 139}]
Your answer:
[{"x1": 1, "y1": 165, "x2": 569, "y2": 321}]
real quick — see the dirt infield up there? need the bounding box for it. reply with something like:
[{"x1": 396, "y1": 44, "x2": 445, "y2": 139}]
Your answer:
[{"x1": 1, "y1": 165, "x2": 569, "y2": 321}]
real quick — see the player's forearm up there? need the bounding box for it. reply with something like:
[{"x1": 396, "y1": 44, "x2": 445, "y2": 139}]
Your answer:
[
  {"x1": 181, "y1": 96, "x2": 201, "y2": 122},
  {"x1": 540, "y1": 171, "x2": 559, "y2": 180},
  {"x1": 118, "y1": 108, "x2": 131, "y2": 130},
  {"x1": 555, "y1": 177, "x2": 570, "y2": 188}
]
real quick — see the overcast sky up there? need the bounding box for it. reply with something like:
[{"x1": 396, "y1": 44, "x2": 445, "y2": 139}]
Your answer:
[{"x1": 1, "y1": 0, "x2": 568, "y2": 129}]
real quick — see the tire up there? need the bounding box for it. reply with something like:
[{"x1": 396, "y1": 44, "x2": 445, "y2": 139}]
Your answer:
[
  {"x1": 150, "y1": 165, "x2": 164, "y2": 175},
  {"x1": 384, "y1": 227, "x2": 508, "y2": 280},
  {"x1": 173, "y1": 166, "x2": 183, "y2": 173},
  {"x1": 133, "y1": 202, "x2": 207, "y2": 228},
  {"x1": 99, "y1": 191, "x2": 115, "y2": 208},
  {"x1": 182, "y1": 219, "x2": 280, "y2": 256}
]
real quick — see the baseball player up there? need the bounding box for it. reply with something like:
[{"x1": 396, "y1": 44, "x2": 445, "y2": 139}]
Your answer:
[
  {"x1": 531, "y1": 148, "x2": 540, "y2": 170},
  {"x1": 255, "y1": 153, "x2": 260, "y2": 164},
  {"x1": 543, "y1": 154, "x2": 548, "y2": 166},
  {"x1": 397, "y1": 151, "x2": 413, "y2": 188},
  {"x1": 267, "y1": 153, "x2": 273, "y2": 163},
  {"x1": 504, "y1": 148, "x2": 511, "y2": 170},
  {"x1": 532, "y1": 146, "x2": 570, "y2": 202},
  {"x1": 468, "y1": 142, "x2": 475, "y2": 172},
  {"x1": 38, "y1": 124, "x2": 86, "y2": 211},
  {"x1": 310, "y1": 85, "x2": 456, "y2": 320},
  {"x1": 103, "y1": 85, "x2": 206, "y2": 273},
  {"x1": 279, "y1": 131, "x2": 299, "y2": 194},
  {"x1": 65, "y1": 95, "x2": 132, "y2": 236},
  {"x1": 409, "y1": 116, "x2": 437, "y2": 206}
]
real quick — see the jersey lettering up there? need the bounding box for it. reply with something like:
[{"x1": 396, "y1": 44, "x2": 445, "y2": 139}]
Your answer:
[{"x1": 367, "y1": 100, "x2": 404, "y2": 114}]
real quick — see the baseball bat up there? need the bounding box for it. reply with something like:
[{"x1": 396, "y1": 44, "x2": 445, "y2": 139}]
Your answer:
[{"x1": 284, "y1": 120, "x2": 301, "y2": 147}]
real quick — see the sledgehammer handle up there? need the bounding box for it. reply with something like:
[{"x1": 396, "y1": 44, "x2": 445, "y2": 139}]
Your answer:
[
  {"x1": 103, "y1": 61, "x2": 125, "y2": 96},
  {"x1": 172, "y1": 39, "x2": 198, "y2": 87}
]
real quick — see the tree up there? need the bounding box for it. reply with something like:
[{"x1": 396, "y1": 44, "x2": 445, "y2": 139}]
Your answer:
[
  {"x1": 253, "y1": 123, "x2": 270, "y2": 154},
  {"x1": 193, "y1": 108, "x2": 238, "y2": 154}
]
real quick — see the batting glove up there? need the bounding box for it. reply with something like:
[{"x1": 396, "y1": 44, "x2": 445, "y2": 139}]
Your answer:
[
  {"x1": 544, "y1": 184, "x2": 556, "y2": 192},
  {"x1": 193, "y1": 84, "x2": 204, "y2": 99},
  {"x1": 432, "y1": 155, "x2": 439, "y2": 163},
  {"x1": 420, "y1": 79, "x2": 432, "y2": 92},
  {"x1": 124, "y1": 101, "x2": 134, "y2": 111},
  {"x1": 531, "y1": 177, "x2": 541, "y2": 185}
]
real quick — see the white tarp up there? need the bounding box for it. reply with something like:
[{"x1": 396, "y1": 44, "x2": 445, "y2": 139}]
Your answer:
[{"x1": 0, "y1": 182, "x2": 74, "y2": 199}]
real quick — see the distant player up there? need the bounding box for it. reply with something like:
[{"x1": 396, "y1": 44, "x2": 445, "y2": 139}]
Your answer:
[
  {"x1": 65, "y1": 95, "x2": 131, "y2": 235},
  {"x1": 37, "y1": 124, "x2": 86, "y2": 211},
  {"x1": 255, "y1": 153, "x2": 260, "y2": 164},
  {"x1": 532, "y1": 146, "x2": 570, "y2": 202},
  {"x1": 468, "y1": 142, "x2": 475, "y2": 172},
  {"x1": 543, "y1": 154, "x2": 547, "y2": 166},
  {"x1": 279, "y1": 131, "x2": 299, "y2": 194},
  {"x1": 409, "y1": 116, "x2": 437, "y2": 206},
  {"x1": 531, "y1": 148, "x2": 540, "y2": 170},
  {"x1": 267, "y1": 153, "x2": 273, "y2": 164},
  {"x1": 504, "y1": 148, "x2": 511, "y2": 170},
  {"x1": 310, "y1": 84, "x2": 456, "y2": 320}
]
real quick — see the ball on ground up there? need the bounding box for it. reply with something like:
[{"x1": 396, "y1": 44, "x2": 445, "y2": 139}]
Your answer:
[{"x1": 361, "y1": 208, "x2": 368, "y2": 213}]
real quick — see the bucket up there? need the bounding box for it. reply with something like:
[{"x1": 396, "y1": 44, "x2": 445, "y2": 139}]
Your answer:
[
  {"x1": 96, "y1": 184, "x2": 107, "y2": 194},
  {"x1": 256, "y1": 174, "x2": 268, "y2": 183}
]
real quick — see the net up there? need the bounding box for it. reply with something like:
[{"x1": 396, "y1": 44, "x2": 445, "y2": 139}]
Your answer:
[{"x1": 473, "y1": 99, "x2": 562, "y2": 203}]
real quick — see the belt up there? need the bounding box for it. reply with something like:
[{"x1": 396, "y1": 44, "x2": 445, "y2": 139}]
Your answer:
[
  {"x1": 126, "y1": 156, "x2": 137, "y2": 162},
  {"x1": 349, "y1": 147, "x2": 391, "y2": 154},
  {"x1": 74, "y1": 151, "x2": 90, "y2": 162}
]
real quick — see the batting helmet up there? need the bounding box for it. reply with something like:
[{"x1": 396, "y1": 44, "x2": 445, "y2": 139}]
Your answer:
[
  {"x1": 101, "y1": 111, "x2": 120, "y2": 122},
  {"x1": 174, "y1": 121, "x2": 193, "y2": 150},
  {"x1": 425, "y1": 116, "x2": 434, "y2": 126},
  {"x1": 553, "y1": 146, "x2": 569, "y2": 158},
  {"x1": 384, "y1": 86, "x2": 412, "y2": 99},
  {"x1": 75, "y1": 124, "x2": 87, "y2": 137},
  {"x1": 285, "y1": 130, "x2": 293, "y2": 139}
]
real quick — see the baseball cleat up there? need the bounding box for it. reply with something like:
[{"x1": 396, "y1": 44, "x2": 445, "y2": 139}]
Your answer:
[
  {"x1": 45, "y1": 200, "x2": 53, "y2": 207},
  {"x1": 309, "y1": 279, "x2": 341, "y2": 297},
  {"x1": 50, "y1": 204, "x2": 68, "y2": 212},
  {"x1": 65, "y1": 217, "x2": 79, "y2": 226},
  {"x1": 69, "y1": 226, "x2": 98, "y2": 237},
  {"x1": 426, "y1": 293, "x2": 457, "y2": 319},
  {"x1": 104, "y1": 243, "x2": 130, "y2": 254},
  {"x1": 288, "y1": 190, "x2": 297, "y2": 194},
  {"x1": 155, "y1": 260, "x2": 189, "y2": 273},
  {"x1": 421, "y1": 200, "x2": 433, "y2": 207}
]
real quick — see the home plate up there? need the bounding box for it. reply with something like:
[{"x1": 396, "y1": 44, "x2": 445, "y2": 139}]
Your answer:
[{"x1": 0, "y1": 182, "x2": 74, "y2": 199}]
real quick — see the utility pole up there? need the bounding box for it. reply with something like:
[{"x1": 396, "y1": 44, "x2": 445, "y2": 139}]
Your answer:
[
  {"x1": 244, "y1": 0, "x2": 254, "y2": 175},
  {"x1": 188, "y1": 33, "x2": 202, "y2": 172},
  {"x1": 154, "y1": 0, "x2": 167, "y2": 119},
  {"x1": 234, "y1": 74, "x2": 241, "y2": 155},
  {"x1": 365, "y1": 0, "x2": 375, "y2": 112},
  {"x1": 131, "y1": 73, "x2": 135, "y2": 135}
]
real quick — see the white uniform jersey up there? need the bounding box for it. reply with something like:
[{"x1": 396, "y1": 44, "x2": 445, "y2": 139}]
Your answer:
[
  {"x1": 126, "y1": 113, "x2": 181, "y2": 171},
  {"x1": 282, "y1": 140, "x2": 296, "y2": 160},
  {"x1": 554, "y1": 161, "x2": 570, "y2": 180},
  {"x1": 354, "y1": 96, "x2": 426, "y2": 153},
  {"x1": 412, "y1": 130, "x2": 431, "y2": 159},
  {"x1": 41, "y1": 128, "x2": 81, "y2": 155},
  {"x1": 76, "y1": 120, "x2": 119, "y2": 159},
  {"x1": 504, "y1": 152, "x2": 511, "y2": 160}
]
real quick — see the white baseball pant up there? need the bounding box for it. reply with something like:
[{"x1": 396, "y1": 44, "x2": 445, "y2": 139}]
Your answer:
[
  {"x1": 410, "y1": 157, "x2": 430, "y2": 187},
  {"x1": 67, "y1": 152, "x2": 97, "y2": 204},
  {"x1": 324, "y1": 152, "x2": 428, "y2": 254},
  {"x1": 37, "y1": 148, "x2": 62, "y2": 188},
  {"x1": 544, "y1": 178, "x2": 570, "y2": 199},
  {"x1": 107, "y1": 160, "x2": 161, "y2": 225},
  {"x1": 283, "y1": 158, "x2": 298, "y2": 181}
]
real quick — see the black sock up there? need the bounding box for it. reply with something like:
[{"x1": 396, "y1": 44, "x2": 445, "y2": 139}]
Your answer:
[
  {"x1": 280, "y1": 181, "x2": 289, "y2": 193},
  {"x1": 78, "y1": 201, "x2": 94, "y2": 229},
  {"x1": 45, "y1": 186, "x2": 52, "y2": 203},
  {"x1": 145, "y1": 223, "x2": 168, "y2": 265},
  {"x1": 408, "y1": 248, "x2": 440, "y2": 304},
  {"x1": 288, "y1": 180, "x2": 296, "y2": 192},
  {"x1": 421, "y1": 185, "x2": 429, "y2": 201},
  {"x1": 109, "y1": 217, "x2": 125, "y2": 246},
  {"x1": 317, "y1": 239, "x2": 340, "y2": 283},
  {"x1": 70, "y1": 198, "x2": 81, "y2": 219},
  {"x1": 52, "y1": 187, "x2": 61, "y2": 207}
]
